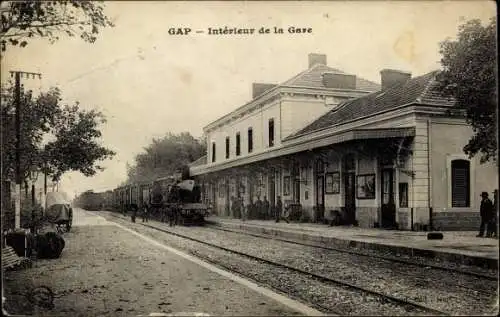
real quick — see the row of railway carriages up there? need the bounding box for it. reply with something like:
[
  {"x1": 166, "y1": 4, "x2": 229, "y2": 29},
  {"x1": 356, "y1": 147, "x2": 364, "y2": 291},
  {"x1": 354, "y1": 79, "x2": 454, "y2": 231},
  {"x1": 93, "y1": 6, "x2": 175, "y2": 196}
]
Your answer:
[{"x1": 76, "y1": 174, "x2": 210, "y2": 224}]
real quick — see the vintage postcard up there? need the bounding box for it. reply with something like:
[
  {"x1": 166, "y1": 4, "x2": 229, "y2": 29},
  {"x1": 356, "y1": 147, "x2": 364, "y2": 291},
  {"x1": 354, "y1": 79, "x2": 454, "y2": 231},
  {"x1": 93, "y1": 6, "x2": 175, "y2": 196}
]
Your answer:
[{"x1": 1, "y1": 1, "x2": 498, "y2": 316}]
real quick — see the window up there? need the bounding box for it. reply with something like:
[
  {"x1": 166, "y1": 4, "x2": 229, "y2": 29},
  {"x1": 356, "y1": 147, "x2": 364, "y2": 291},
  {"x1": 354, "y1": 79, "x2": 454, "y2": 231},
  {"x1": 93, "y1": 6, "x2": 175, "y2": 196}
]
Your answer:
[
  {"x1": 211, "y1": 142, "x2": 216, "y2": 162},
  {"x1": 248, "y1": 128, "x2": 253, "y2": 153},
  {"x1": 451, "y1": 159, "x2": 470, "y2": 207},
  {"x1": 283, "y1": 176, "x2": 291, "y2": 196},
  {"x1": 268, "y1": 118, "x2": 274, "y2": 147},
  {"x1": 225, "y1": 137, "x2": 230, "y2": 159},
  {"x1": 236, "y1": 132, "x2": 241, "y2": 156}
]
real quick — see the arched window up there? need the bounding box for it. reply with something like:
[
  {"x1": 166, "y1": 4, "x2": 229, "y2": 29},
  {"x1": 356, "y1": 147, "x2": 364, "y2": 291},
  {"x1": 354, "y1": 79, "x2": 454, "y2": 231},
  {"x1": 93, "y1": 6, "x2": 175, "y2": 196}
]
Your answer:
[{"x1": 451, "y1": 159, "x2": 470, "y2": 207}]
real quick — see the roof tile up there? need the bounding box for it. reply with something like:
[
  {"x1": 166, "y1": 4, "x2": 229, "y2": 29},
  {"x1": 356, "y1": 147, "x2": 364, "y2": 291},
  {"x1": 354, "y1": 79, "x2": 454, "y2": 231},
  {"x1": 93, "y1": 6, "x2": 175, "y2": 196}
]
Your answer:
[
  {"x1": 286, "y1": 70, "x2": 455, "y2": 140},
  {"x1": 282, "y1": 64, "x2": 380, "y2": 92}
]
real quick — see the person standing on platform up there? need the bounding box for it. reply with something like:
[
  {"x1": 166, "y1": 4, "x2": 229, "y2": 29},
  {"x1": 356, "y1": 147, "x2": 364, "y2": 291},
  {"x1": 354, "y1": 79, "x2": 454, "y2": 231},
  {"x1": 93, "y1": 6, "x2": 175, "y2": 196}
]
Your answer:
[
  {"x1": 240, "y1": 196, "x2": 247, "y2": 221},
  {"x1": 486, "y1": 190, "x2": 498, "y2": 238},
  {"x1": 262, "y1": 196, "x2": 269, "y2": 220},
  {"x1": 255, "y1": 196, "x2": 263, "y2": 219},
  {"x1": 275, "y1": 196, "x2": 289, "y2": 223},
  {"x1": 230, "y1": 196, "x2": 235, "y2": 218},
  {"x1": 131, "y1": 203, "x2": 138, "y2": 223},
  {"x1": 477, "y1": 191, "x2": 493, "y2": 237}
]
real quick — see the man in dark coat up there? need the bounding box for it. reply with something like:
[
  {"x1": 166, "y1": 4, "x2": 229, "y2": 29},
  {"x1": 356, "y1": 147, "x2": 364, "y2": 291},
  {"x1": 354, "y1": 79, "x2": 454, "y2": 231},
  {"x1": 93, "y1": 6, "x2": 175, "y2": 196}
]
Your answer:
[
  {"x1": 255, "y1": 197, "x2": 263, "y2": 219},
  {"x1": 130, "y1": 203, "x2": 138, "y2": 223},
  {"x1": 275, "y1": 196, "x2": 289, "y2": 223},
  {"x1": 262, "y1": 196, "x2": 269, "y2": 220},
  {"x1": 477, "y1": 191, "x2": 494, "y2": 237},
  {"x1": 167, "y1": 185, "x2": 180, "y2": 226},
  {"x1": 486, "y1": 190, "x2": 498, "y2": 238}
]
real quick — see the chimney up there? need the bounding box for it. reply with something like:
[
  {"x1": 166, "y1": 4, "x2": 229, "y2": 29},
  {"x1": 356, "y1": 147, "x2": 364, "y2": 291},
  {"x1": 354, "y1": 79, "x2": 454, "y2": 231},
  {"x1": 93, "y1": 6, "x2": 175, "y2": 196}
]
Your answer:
[
  {"x1": 252, "y1": 83, "x2": 276, "y2": 99},
  {"x1": 322, "y1": 72, "x2": 356, "y2": 89},
  {"x1": 308, "y1": 53, "x2": 327, "y2": 68},
  {"x1": 380, "y1": 69, "x2": 411, "y2": 90}
]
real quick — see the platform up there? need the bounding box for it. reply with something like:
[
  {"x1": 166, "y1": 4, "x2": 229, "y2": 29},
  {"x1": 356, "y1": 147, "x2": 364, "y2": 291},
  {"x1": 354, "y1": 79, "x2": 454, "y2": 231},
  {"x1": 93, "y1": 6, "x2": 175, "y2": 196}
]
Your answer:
[{"x1": 207, "y1": 216, "x2": 499, "y2": 269}]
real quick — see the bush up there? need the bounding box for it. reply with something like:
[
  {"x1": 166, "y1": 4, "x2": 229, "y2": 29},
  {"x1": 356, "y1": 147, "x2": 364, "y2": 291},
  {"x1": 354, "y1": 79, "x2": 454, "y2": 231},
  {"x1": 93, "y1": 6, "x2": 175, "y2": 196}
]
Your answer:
[
  {"x1": 20, "y1": 201, "x2": 44, "y2": 229},
  {"x1": 1, "y1": 201, "x2": 44, "y2": 231}
]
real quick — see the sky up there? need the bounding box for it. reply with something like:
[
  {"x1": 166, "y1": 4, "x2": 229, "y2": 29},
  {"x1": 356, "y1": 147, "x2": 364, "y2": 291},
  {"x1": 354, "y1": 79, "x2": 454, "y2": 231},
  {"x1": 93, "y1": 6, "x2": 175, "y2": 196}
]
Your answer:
[{"x1": 1, "y1": 0, "x2": 496, "y2": 198}]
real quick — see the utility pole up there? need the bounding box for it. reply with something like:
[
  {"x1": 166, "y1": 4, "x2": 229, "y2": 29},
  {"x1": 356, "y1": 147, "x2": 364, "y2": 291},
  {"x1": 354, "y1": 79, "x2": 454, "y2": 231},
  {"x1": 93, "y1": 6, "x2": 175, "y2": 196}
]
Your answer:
[
  {"x1": 44, "y1": 168, "x2": 47, "y2": 210},
  {"x1": 10, "y1": 70, "x2": 42, "y2": 230}
]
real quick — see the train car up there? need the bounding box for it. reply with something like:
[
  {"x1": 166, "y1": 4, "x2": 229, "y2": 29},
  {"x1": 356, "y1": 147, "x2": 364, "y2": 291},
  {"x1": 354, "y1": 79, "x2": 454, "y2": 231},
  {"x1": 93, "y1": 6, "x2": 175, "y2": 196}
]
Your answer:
[{"x1": 76, "y1": 191, "x2": 105, "y2": 211}]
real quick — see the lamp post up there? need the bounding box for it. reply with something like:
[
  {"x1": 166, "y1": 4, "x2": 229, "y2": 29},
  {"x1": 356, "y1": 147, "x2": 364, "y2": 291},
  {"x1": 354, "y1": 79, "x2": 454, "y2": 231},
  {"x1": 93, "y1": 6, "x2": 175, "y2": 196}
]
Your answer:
[
  {"x1": 29, "y1": 169, "x2": 39, "y2": 234},
  {"x1": 30, "y1": 169, "x2": 39, "y2": 204}
]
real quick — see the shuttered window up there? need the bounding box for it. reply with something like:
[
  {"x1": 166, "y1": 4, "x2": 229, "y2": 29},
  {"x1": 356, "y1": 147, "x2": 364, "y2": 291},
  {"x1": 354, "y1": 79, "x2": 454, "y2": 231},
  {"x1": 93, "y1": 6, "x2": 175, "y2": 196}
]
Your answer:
[
  {"x1": 236, "y1": 132, "x2": 241, "y2": 156},
  {"x1": 211, "y1": 142, "x2": 216, "y2": 162},
  {"x1": 225, "y1": 137, "x2": 230, "y2": 159},
  {"x1": 248, "y1": 128, "x2": 253, "y2": 153},
  {"x1": 451, "y1": 159, "x2": 470, "y2": 207},
  {"x1": 268, "y1": 118, "x2": 274, "y2": 147}
]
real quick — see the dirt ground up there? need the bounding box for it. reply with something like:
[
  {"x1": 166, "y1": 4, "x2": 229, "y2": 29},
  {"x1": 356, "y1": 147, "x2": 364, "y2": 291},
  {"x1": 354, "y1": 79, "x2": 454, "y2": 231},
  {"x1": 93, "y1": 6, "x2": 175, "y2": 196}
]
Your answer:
[{"x1": 2, "y1": 210, "x2": 304, "y2": 316}]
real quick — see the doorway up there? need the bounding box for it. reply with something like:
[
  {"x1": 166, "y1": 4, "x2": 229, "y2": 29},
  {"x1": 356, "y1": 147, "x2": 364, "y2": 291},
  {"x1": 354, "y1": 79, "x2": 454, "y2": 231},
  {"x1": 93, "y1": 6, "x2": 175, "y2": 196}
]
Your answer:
[
  {"x1": 381, "y1": 168, "x2": 396, "y2": 228},
  {"x1": 316, "y1": 175, "x2": 325, "y2": 220},
  {"x1": 344, "y1": 172, "x2": 356, "y2": 224},
  {"x1": 225, "y1": 180, "x2": 230, "y2": 216},
  {"x1": 343, "y1": 154, "x2": 356, "y2": 225},
  {"x1": 293, "y1": 180, "x2": 300, "y2": 203},
  {"x1": 292, "y1": 164, "x2": 300, "y2": 204},
  {"x1": 268, "y1": 173, "x2": 276, "y2": 206},
  {"x1": 211, "y1": 182, "x2": 217, "y2": 215}
]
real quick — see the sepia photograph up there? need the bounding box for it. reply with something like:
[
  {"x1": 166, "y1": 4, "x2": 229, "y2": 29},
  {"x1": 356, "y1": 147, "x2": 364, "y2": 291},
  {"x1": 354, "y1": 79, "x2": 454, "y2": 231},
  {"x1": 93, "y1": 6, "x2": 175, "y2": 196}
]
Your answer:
[{"x1": 1, "y1": 0, "x2": 498, "y2": 316}]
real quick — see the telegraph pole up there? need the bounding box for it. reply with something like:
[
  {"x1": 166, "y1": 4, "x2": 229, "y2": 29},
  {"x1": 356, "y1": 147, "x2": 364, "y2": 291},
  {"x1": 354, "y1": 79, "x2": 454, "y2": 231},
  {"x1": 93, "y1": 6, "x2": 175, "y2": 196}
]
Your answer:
[{"x1": 10, "y1": 70, "x2": 42, "y2": 229}]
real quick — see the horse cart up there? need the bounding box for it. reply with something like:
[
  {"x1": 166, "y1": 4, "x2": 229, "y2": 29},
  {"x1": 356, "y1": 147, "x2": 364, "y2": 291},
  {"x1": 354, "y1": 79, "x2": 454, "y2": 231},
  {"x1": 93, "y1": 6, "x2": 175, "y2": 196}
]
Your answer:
[{"x1": 45, "y1": 192, "x2": 73, "y2": 234}]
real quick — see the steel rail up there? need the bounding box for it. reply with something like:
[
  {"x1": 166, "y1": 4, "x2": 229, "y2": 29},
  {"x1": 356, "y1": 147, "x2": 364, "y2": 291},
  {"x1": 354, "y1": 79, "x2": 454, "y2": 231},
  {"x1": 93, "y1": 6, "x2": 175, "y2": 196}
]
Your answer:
[
  {"x1": 118, "y1": 215, "x2": 450, "y2": 316},
  {"x1": 105, "y1": 213, "x2": 336, "y2": 315},
  {"x1": 205, "y1": 222, "x2": 498, "y2": 281}
]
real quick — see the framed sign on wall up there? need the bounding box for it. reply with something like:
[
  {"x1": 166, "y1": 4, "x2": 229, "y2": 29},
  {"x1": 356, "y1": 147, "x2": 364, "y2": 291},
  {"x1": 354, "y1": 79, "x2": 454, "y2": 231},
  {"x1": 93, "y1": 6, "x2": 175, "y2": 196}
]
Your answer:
[
  {"x1": 325, "y1": 172, "x2": 340, "y2": 194},
  {"x1": 356, "y1": 174, "x2": 376, "y2": 199}
]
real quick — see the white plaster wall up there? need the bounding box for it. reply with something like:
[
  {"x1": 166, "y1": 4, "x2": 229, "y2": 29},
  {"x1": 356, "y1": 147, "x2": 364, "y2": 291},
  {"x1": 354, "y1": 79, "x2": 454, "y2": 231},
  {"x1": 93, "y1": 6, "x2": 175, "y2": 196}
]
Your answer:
[
  {"x1": 430, "y1": 119, "x2": 498, "y2": 213},
  {"x1": 206, "y1": 100, "x2": 280, "y2": 165},
  {"x1": 280, "y1": 98, "x2": 331, "y2": 139}
]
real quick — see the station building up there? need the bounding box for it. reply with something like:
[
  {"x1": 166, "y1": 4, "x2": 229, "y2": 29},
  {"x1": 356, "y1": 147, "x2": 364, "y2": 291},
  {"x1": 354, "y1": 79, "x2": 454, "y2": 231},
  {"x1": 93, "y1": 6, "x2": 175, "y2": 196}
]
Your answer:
[{"x1": 189, "y1": 53, "x2": 498, "y2": 231}]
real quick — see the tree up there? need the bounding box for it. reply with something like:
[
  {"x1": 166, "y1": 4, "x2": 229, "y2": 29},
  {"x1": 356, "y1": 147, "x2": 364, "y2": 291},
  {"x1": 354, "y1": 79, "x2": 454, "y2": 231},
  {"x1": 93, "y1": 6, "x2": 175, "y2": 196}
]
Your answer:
[
  {"x1": 1, "y1": 0, "x2": 114, "y2": 52},
  {"x1": 436, "y1": 17, "x2": 497, "y2": 163},
  {"x1": 1, "y1": 85, "x2": 115, "y2": 183},
  {"x1": 126, "y1": 132, "x2": 206, "y2": 183}
]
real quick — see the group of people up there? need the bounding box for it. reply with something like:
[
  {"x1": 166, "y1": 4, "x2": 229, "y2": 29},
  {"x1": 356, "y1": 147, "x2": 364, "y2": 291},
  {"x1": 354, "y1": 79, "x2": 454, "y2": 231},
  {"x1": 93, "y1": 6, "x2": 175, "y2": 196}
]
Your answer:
[
  {"x1": 231, "y1": 195, "x2": 290, "y2": 223},
  {"x1": 122, "y1": 184, "x2": 181, "y2": 227},
  {"x1": 478, "y1": 190, "x2": 498, "y2": 238}
]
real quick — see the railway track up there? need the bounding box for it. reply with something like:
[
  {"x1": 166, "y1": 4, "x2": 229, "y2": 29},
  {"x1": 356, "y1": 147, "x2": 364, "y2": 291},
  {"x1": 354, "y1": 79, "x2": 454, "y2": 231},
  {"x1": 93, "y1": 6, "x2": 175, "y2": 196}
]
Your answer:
[
  {"x1": 106, "y1": 212, "x2": 450, "y2": 316},
  {"x1": 204, "y1": 222, "x2": 498, "y2": 281},
  {"x1": 204, "y1": 224, "x2": 498, "y2": 296}
]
